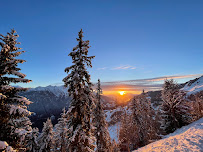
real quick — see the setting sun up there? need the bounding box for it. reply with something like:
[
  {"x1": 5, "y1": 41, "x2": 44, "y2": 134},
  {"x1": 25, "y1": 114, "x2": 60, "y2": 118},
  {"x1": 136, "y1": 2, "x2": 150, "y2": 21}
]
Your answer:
[{"x1": 119, "y1": 91, "x2": 126, "y2": 96}]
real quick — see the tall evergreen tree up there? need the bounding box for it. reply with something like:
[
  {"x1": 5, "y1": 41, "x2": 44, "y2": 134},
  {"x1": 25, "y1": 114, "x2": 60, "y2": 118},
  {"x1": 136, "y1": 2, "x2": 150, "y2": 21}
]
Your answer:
[
  {"x1": 54, "y1": 108, "x2": 69, "y2": 152},
  {"x1": 26, "y1": 128, "x2": 39, "y2": 152},
  {"x1": 0, "y1": 29, "x2": 33, "y2": 150},
  {"x1": 94, "y1": 79, "x2": 112, "y2": 152},
  {"x1": 129, "y1": 97, "x2": 143, "y2": 149},
  {"x1": 38, "y1": 118, "x2": 54, "y2": 152},
  {"x1": 161, "y1": 79, "x2": 191, "y2": 134},
  {"x1": 118, "y1": 109, "x2": 131, "y2": 152},
  {"x1": 129, "y1": 92, "x2": 159, "y2": 149},
  {"x1": 63, "y1": 29, "x2": 96, "y2": 152}
]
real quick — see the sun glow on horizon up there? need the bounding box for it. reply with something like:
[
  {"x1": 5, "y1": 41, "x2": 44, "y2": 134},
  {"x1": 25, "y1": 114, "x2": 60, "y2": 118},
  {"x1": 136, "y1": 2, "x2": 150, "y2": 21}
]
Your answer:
[
  {"x1": 101, "y1": 90, "x2": 141, "y2": 96},
  {"x1": 119, "y1": 91, "x2": 126, "y2": 96}
]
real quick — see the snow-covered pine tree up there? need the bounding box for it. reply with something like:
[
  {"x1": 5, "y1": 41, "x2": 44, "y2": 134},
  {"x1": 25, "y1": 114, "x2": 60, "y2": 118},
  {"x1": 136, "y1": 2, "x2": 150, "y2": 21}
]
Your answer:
[
  {"x1": 26, "y1": 128, "x2": 39, "y2": 152},
  {"x1": 12, "y1": 116, "x2": 32, "y2": 149},
  {"x1": 192, "y1": 92, "x2": 203, "y2": 120},
  {"x1": 118, "y1": 108, "x2": 131, "y2": 152},
  {"x1": 54, "y1": 108, "x2": 68, "y2": 152},
  {"x1": 94, "y1": 79, "x2": 112, "y2": 152},
  {"x1": 0, "y1": 29, "x2": 33, "y2": 150},
  {"x1": 38, "y1": 118, "x2": 54, "y2": 152},
  {"x1": 63, "y1": 29, "x2": 96, "y2": 152},
  {"x1": 161, "y1": 79, "x2": 191, "y2": 134},
  {"x1": 129, "y1": 97, "x2": 143, "y2": 149},
  {"x1": 130, "y1": 92, "x2": 159, "y2": 149}
]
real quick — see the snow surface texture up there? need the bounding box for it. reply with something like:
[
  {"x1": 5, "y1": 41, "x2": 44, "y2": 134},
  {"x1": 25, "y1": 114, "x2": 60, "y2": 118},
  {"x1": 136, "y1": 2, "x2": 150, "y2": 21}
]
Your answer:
[
  {"x1": 105, "y1": 109, "x2": 120, "y2": 141},
  {"x1": 105, "y1": 106, "x2": 130, "y2": 142},
  {"x1": 105, "y1": 108, "x2": 122, "y2": 142},
  {"x1": 108, "y1": 122, "x2": 120, "y2": 142},
  {"x1": 0, "y1": 141, "x2": 15, "y2": 152},
  {"x1": 133, "y1": 117, "x2": 203, "y2": 152},
  {"x1": 182, "y1": 76, "x2": 203, "y2": 95}
]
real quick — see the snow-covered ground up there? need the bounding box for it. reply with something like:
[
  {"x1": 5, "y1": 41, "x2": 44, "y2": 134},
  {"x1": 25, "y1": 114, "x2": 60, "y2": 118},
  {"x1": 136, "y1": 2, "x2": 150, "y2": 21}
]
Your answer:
[
  {"x1": 0, "y1": 141, "x2": 15, "y2": 152},
  {"x1": 108, "y1": 122, "x2": 120, "y2": 142},
  {"x1": 105, "y1": 108, "x2": 122, "y2": 141},
  {"x1": 133, "y1": 117, "x2": 203, "y2": 152},
  {"x1": 182, "y1": 76, "x2": 203, "y2": 95}
]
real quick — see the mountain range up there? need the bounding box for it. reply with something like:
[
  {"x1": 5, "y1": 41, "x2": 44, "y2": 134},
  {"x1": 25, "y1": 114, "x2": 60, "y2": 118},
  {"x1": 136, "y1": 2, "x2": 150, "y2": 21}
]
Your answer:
[{"x1": 21, "y1": 76, "x2": 203, "y2": 131}]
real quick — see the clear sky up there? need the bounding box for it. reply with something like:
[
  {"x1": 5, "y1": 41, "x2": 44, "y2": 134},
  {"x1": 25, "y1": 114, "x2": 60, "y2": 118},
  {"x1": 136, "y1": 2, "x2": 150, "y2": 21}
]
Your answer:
[{"x1": 1, "y1": 0, "x2": 203, "y2": 89}]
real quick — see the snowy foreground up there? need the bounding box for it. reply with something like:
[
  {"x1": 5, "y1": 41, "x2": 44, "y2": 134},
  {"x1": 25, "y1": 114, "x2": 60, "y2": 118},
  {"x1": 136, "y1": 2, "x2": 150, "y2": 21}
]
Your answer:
[{"x1": 133, "y1": 118, "x2": 203, "y2": 152}]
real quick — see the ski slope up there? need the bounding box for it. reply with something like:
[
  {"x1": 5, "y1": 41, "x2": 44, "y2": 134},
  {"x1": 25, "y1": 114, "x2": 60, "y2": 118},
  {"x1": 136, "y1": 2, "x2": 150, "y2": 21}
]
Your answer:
[{"x1": 133, "y1": 118, "x2": 203, "y2": 152}]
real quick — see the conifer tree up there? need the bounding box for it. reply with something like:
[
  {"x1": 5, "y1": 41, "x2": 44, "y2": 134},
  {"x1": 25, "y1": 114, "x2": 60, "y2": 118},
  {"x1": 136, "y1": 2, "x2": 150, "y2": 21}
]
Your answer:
[
  {"x1": 129, "y1": 97, "x2": 143, "y2": 149},
  {"x1": 94, "y1": 79, "x2": 112, "y2": 152},
  {"x1": 0, "y1": 29, "x2": 33, "y2": 150},
  {"x1": 12, "y1": 116, "x2": 33, "y2": 149},
  {"x1": 192, "y1": 92, "x2": 203, "y2": 120},
  {"x1": 26, "y1": 128, "x2": 39, "y2": 152},
  {"x1": 54, "y1": 108, "x2": 68, "y2": 152},
  {"x1": 129, "y1": 92, "x2": 159, "y2": 149},
  {"x1": 63, "y1": 29, "x2": 96, "y2": 152},
  {"x1": 38, "y1": 118, "x2": 54, "y2": 152},
  {"x1": 161, "y1": 79, "x2": 191, "y2": 134},
  {"x1": 118, "y1": 109, "x2": 131, "y2": 152}
]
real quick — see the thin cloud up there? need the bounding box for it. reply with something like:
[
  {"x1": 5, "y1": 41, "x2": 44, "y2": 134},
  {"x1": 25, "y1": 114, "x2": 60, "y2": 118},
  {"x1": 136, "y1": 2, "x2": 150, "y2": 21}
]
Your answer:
[
  {"x1": 99, "y1": 74, "x2": 203, "y2": 94},
  {"x1": 103, "y1": 74, "x2": 203, "y2": 84},
  {"x1": 50, "y1": 74, "x2": 202, "y2": 95},
  {"x1": 145, "y1": 74, "x2": 203, "y2": 82},
  {"x1": 97, "y1": 67, "x2": 107, "y2": 70},
  {"x1": 112, "y1": 65, "x2": 136, "y2": 70}
]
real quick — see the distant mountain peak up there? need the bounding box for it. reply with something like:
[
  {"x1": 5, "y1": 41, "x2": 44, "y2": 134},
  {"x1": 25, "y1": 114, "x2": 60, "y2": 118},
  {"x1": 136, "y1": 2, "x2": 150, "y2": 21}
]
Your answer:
[{"x1": 28, "y1": 85, "x2": 68, "y2": 97}]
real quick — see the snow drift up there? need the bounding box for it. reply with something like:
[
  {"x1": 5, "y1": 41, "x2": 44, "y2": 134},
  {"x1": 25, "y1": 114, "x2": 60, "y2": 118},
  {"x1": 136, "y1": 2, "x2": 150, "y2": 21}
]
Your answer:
[{"x1": 133, "y1": 117, "x2": 203, "y2": 152}]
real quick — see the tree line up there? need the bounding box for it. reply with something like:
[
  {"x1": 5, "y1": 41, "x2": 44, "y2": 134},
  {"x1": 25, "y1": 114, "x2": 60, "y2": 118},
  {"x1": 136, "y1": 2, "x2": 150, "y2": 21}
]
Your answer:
[{"x1": 0, "y1": 29, "x2": 202, "y2": 152}]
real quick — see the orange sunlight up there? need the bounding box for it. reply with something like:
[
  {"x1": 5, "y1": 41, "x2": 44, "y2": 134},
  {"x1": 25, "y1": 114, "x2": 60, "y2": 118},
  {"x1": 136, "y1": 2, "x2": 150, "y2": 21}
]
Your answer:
[
  {"x1": 118, "y1": 91, "x2": 126, "y2": 96},
  {"x1": 102, "y1": 90, "x2": 141, "y2": 96}
]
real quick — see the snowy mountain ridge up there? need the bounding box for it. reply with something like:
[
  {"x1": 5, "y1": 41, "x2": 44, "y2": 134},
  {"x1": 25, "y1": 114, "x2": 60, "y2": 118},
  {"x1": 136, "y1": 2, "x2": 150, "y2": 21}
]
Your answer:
[
  {"x1": 26, "y1": 75, "x2": 203, "y2": 98},
  {"x1": 28, "y1": 85, "x2": 68, "y2": 97},
  {"x1": 182, "y1": 75, "x2": 203, "y2": 95}
]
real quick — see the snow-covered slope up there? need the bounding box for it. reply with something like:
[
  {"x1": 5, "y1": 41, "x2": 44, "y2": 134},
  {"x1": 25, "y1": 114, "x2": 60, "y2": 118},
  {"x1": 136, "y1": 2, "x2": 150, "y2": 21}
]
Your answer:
[
  {"x1": 105, "y1": 106, "x2": 130, "y2": 141},
  {"x1": 133, "y1": 117, "x2": 203, "y2": 152},
  {"x1": 105, "y1": 107, "x2": 123, "y2": 141},
  {"x1": 182, "y1": 76, "x2": 203, "y2": 95}
]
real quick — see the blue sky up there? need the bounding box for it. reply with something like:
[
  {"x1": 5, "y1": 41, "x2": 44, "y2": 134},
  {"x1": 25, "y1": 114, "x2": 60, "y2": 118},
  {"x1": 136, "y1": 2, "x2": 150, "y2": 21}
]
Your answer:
[{"x1": 1, "y1": 0, "x2": 203, "y2": 88}]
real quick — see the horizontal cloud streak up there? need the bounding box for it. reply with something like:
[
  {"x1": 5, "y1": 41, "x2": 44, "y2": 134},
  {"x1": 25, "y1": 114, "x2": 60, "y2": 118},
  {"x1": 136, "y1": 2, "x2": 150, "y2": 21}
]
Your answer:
[
  {"x1": 102, "y1": 74, "x2": 203, "y2": 84},
  {"x1": 97, "y1": 67, "x2": 107, "y2": 70},
  {"x1": 112, "y1": 65, "x2": 136, "y2": 70},
  {"x1": 99, "y1": 74, "x2": 203, "y2": 94},
  {"x1": 51, "y1": 74, "x2": 202, "y2": 95}
]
